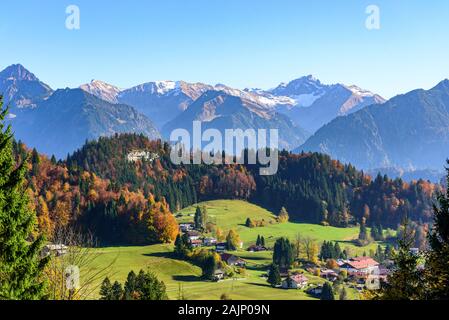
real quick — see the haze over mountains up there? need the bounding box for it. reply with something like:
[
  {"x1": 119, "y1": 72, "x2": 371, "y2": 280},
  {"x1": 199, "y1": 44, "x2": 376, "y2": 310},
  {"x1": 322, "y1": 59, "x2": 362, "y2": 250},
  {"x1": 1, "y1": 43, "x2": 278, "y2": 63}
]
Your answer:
[
  {"x1": 1, "y1": 63, "x2": 448, "y2": 179},
  {"x1": 299, "y1": 80, "x2": 449, "y2": 172}
]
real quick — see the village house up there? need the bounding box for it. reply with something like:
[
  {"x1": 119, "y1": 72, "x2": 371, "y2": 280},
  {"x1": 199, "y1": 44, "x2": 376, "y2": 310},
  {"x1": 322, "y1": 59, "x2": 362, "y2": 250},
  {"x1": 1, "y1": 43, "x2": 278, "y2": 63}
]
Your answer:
[
  {"x1": 281, "y1": 274, "x2": 308, "y2": 289},
  {"x1": 306, "y1": 285, "x2": 323, "y2": 297},
  {"x1": 187, "y1": 230, "x2": 202, "y2": 241},
  {"x1": 215, "y1": 242, "x2": 227, "y2": 253},
  {"x1": 247, "y1": 245, "x2": 268, "y2": 252},
  {"x1": 220, "y1": 253, "x2": 246, "y2": 267},
  {"x1": 126, "y1": 150, "x2": 159, "y2": 163},
  {"x1": 190, "y1": 239, "x2": 203, "y2": 248},
  {"x1": 213, "y1": 269, "x2": 225, "y2": 281},
  {"x1": 179, "y1": 223, "x2": 194, "y2": 232},
  {"x1": 203, "y1": 237, "x2": 217, "y2": 246},
  {"x1": 320, "y1": 269, "x2": 339, "y2": 282},
  {"x1": 340, "y1": 257, "x2": 379, "y2": 276},
  {"x1": 41, "y1": 244, "x2": 68, "y2": 257}
]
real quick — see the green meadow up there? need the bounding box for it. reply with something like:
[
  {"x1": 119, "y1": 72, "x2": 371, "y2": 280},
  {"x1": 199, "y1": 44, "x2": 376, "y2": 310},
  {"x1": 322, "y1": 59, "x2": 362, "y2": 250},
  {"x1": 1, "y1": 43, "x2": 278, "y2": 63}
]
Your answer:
[{"x1": 89, "y1": 200, "x2": 387, "y2": 300}]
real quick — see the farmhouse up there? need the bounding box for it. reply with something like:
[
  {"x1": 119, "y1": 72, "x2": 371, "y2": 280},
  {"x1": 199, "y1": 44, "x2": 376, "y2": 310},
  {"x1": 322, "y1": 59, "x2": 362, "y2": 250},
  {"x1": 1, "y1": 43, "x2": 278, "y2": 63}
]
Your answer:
[
  {"x1": 220, "y1": 253, "x2": 246, "y2": 267},
  {"x1": 203, "y1": 237, "x2": 217, "y2": 246},
  {"x1": 215, "y1": 242, "x2": 227, "y2": 253},
  {"x1": 190, "y1": 239, "x2": 203, "y2": 248},
  {"x1": 213, "y1": 269, "x2": 225, "y2": 281},
  {"x1": 340, "y1": 257, "x2": 379, "y2": 276},
  {"x1": 320, "y1": 269, "x2": 339, "y2": 282},
  {"x1": 179, "y1": 223, "x2": 194, "y2": 232},
  {"x1": 281, "y1": 274, "x2": 308, "y2": 289},
  {"x1": 127, "y1": 150, "x2": 159, "y2": 163},
  {"x1": 247, "y1": 245, "x2": 268, "y2": 252},
  {"x1": 306, "y1": 285, "x2": 323, "y2": 297},
  {"x1": 41, "y1": 244, "x2": 68, "y2": 257},
  {"x1": 187, "y1": 230, "x2": 202, "y2": 241}
]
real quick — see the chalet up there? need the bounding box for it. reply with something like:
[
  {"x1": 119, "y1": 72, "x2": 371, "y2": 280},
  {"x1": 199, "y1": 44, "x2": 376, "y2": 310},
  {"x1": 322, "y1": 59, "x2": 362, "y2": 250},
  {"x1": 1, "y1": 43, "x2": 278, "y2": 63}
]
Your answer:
[
  {"x1": 213, "y1": 269, "x2": 225, "y2": 281},
  {"x1": 220, "y1": 253, "x2": 246, "y2": 267},
  {"x1": 190, "y1": 239, "x2": 203, "y2": 248},
  {"x1": 203, "y1": 237, "x2": 217, "y2": 246},
  {"x1": 179, "y1": 223, "x2": 194, "y2": 232},
  {"x1": 215, "y1": 242, "x2": 227, "y2": 253},
  {"x1": 127, "y1": 150, "x2": 159, "y2": 163},
  {"x1": 320, "y1": 269, "x2": 339, "y2": 282},
  {"x1": 281, "y1": 274, "x2": 308, "y2": 289},
  {"x1": 187, "y1": 230, "x2": 202, "y2": 241},
  {"x1": 340, "y1": 257, "x2": 379, "y2": 276},
  {"x1": 306, "y1": 285, "x2": 323, "y2": 297},
  {"x1": 247, "y1": 245, "x2": 268, "y2": 252},
  {"x1": 41, "y1": 244, "x2": 68, "y2": 257}
]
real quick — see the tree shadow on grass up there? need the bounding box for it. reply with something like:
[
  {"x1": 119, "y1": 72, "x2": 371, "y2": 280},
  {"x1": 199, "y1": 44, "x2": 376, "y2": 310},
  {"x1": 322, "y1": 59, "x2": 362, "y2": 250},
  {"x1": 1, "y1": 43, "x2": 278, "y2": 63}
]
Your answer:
[
  {"x1": 142, "y1": 251, "x2": 178, "y2": 259},
  {"x1": 247, "y1": 282, "x2": 272, "y2": 288},
  {"x1": 172, "y1": 275, "x2": 202, "y2": 282}
]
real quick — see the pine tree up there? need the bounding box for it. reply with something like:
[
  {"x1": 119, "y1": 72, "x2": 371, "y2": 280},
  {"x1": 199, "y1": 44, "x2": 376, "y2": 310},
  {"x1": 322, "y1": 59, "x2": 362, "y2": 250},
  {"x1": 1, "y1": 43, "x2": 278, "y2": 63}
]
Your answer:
[
  {"x1": 267, "y1": 264, "x2": 281, "y2": 287},
  {"x1": 111, "y1": 281, "x2": 123, "y2": 300},
  {"x1": 377, "y1": 219, "x2": 424, "y2": 300},
  {"x1": 321, "y1": 282, "x2": 335, "y2": 300},
  {"x1": 0, "y1": 99, "x2": 48, "y2": 300},
  {"x1": 358, "y1": 218, "x2": 368, "y2": 241},
  {"x1": 99, "y1": 277, "x2": 113, "y2": 300},
  {"x1": 273, "y1": 237, "x2": 294, "y2": 269},
  {"x1": 261, "y1": 236, "x2": 266, "y2": 247},
  {"x1": 123, "y1": 271, "x2": 137, "y2": 300},
  {"x1": 426, "y1": 160, "x2": 449, "y2": 299}
]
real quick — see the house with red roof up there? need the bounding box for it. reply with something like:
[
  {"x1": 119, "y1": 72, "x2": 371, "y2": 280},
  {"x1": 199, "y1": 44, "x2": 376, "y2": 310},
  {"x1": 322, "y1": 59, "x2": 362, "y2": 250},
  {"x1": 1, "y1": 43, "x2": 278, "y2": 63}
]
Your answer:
[
  {"x1": 340, "y1": 257, "x2": 379, "y2": 276},
  {"x1": 282, "y1": 274, "x2": 309, "y2": 289}
]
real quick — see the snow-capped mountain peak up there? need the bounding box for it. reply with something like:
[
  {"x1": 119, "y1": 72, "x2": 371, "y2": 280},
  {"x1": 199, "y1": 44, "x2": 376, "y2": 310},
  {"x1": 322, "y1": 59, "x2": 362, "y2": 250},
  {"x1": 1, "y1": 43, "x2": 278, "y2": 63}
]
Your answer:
[{"x1": 79, "y1": 80, "x2": 122, "y2": 103}]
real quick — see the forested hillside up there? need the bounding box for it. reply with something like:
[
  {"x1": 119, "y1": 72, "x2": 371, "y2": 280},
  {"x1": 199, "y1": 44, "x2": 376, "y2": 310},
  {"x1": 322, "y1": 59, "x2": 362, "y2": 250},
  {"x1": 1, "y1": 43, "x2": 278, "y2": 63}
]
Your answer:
[{"x1": 16, "y1": 134, "x2": 439, "y2": 245}]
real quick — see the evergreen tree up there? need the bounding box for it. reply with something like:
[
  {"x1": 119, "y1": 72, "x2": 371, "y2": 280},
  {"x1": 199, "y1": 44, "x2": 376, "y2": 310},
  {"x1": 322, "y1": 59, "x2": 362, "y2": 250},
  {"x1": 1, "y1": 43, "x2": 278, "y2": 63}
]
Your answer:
[
  {"x1": 261, "y1": 236, "x2": 266, "y2": 247},
  {"x1": 0, "y1": 99, "x2": 48, "y2": 300},
  {"x1": 246, "y1": 217, "x2": 255, "y2": 228},
  {"x1": 99, "y1": 277, "x2": 113, "y2": 300},
  {"x1": 377, "y1": 220, "x2": 424, "y2": 300},
  {"x1": 111, "y1": 281, "x2": 123, "y2": 300},
  {"x1": 123, "y1": 271, "x2": 137, "y2": 300},
  {"x1": 267, "y1": 264, "x2": 281, "y2": 287},
  {"x1": 426, "y1": 160, "x2": 449, "y2": 299},
  {"x1": 321, "y1": 282, "x2": 335, "y2": 300},
  {"x1": 358, "y1": 218, "x2": 368, "y2": 241},
  {"x1": 273, "y1": 237, "x2": 294, "y2": 269},
  {"x1": 194, "y1": 206, "x2": 207, "y2": 230},
  {"x1": 256, "y1": 235, "x2": 261, "y2": 246},
  {"x1": 202, "y1": 254, "x2": 218, "y2": 280},
  {"x1": 135, "y1": 270, "x2": 168, "y2": 300},
  {"x1": 194, "y1": 206, "x2": 202, "y2": 230}
]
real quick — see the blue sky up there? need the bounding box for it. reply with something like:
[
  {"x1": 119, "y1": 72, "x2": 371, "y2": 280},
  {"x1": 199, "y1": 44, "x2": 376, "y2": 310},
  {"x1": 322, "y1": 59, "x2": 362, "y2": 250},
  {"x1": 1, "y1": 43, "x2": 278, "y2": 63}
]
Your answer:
[{"x1": 1, "y1": 0, "x2": 449, "y2": 98}]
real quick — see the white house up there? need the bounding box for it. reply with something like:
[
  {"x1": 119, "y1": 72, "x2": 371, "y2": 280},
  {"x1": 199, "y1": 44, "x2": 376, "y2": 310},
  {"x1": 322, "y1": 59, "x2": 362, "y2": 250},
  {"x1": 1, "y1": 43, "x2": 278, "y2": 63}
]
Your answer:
[
  {"x1": 281, "y1": 274, "x2": 308, "y2": 289},
  {"x1": 340, "y1": 257, "x2": 379, "y2": 276},
  {"x1": 203, "y1": 237, "x2": 217, "y2": 246},
  {"x1": 41, "y1": 244, "x2": 68, "y2": 257},
  {"x1": 187, "y1": 230, "x2": 201, "y2": 241},
  {"x1": 127, "y1": 150, "x2": 159, "y2": 163}
]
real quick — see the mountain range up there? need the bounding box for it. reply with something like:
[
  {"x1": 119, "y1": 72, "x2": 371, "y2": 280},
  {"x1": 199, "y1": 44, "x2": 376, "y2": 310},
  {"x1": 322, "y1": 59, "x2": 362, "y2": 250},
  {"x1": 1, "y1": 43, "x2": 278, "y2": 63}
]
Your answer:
[
  {"x1": 0, "y1": 64, "x2": 53, "y2": 110},
  {"x1": 1, "y1": 63, "x2": 448, "y2": 177},
  {"x1": 299, "y1": 80, "x2": 449, "y2": 172}
]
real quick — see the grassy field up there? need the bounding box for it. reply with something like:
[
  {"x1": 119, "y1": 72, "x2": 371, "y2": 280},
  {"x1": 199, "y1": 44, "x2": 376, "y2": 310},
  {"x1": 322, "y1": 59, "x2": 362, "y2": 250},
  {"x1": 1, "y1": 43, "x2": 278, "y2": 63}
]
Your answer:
[
  {"x1": 88, "y1": 200, "x2": 386, "y2": 300},
  {"x1": 178, "y1": 200, "x2": 382, "y2": 255}
]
